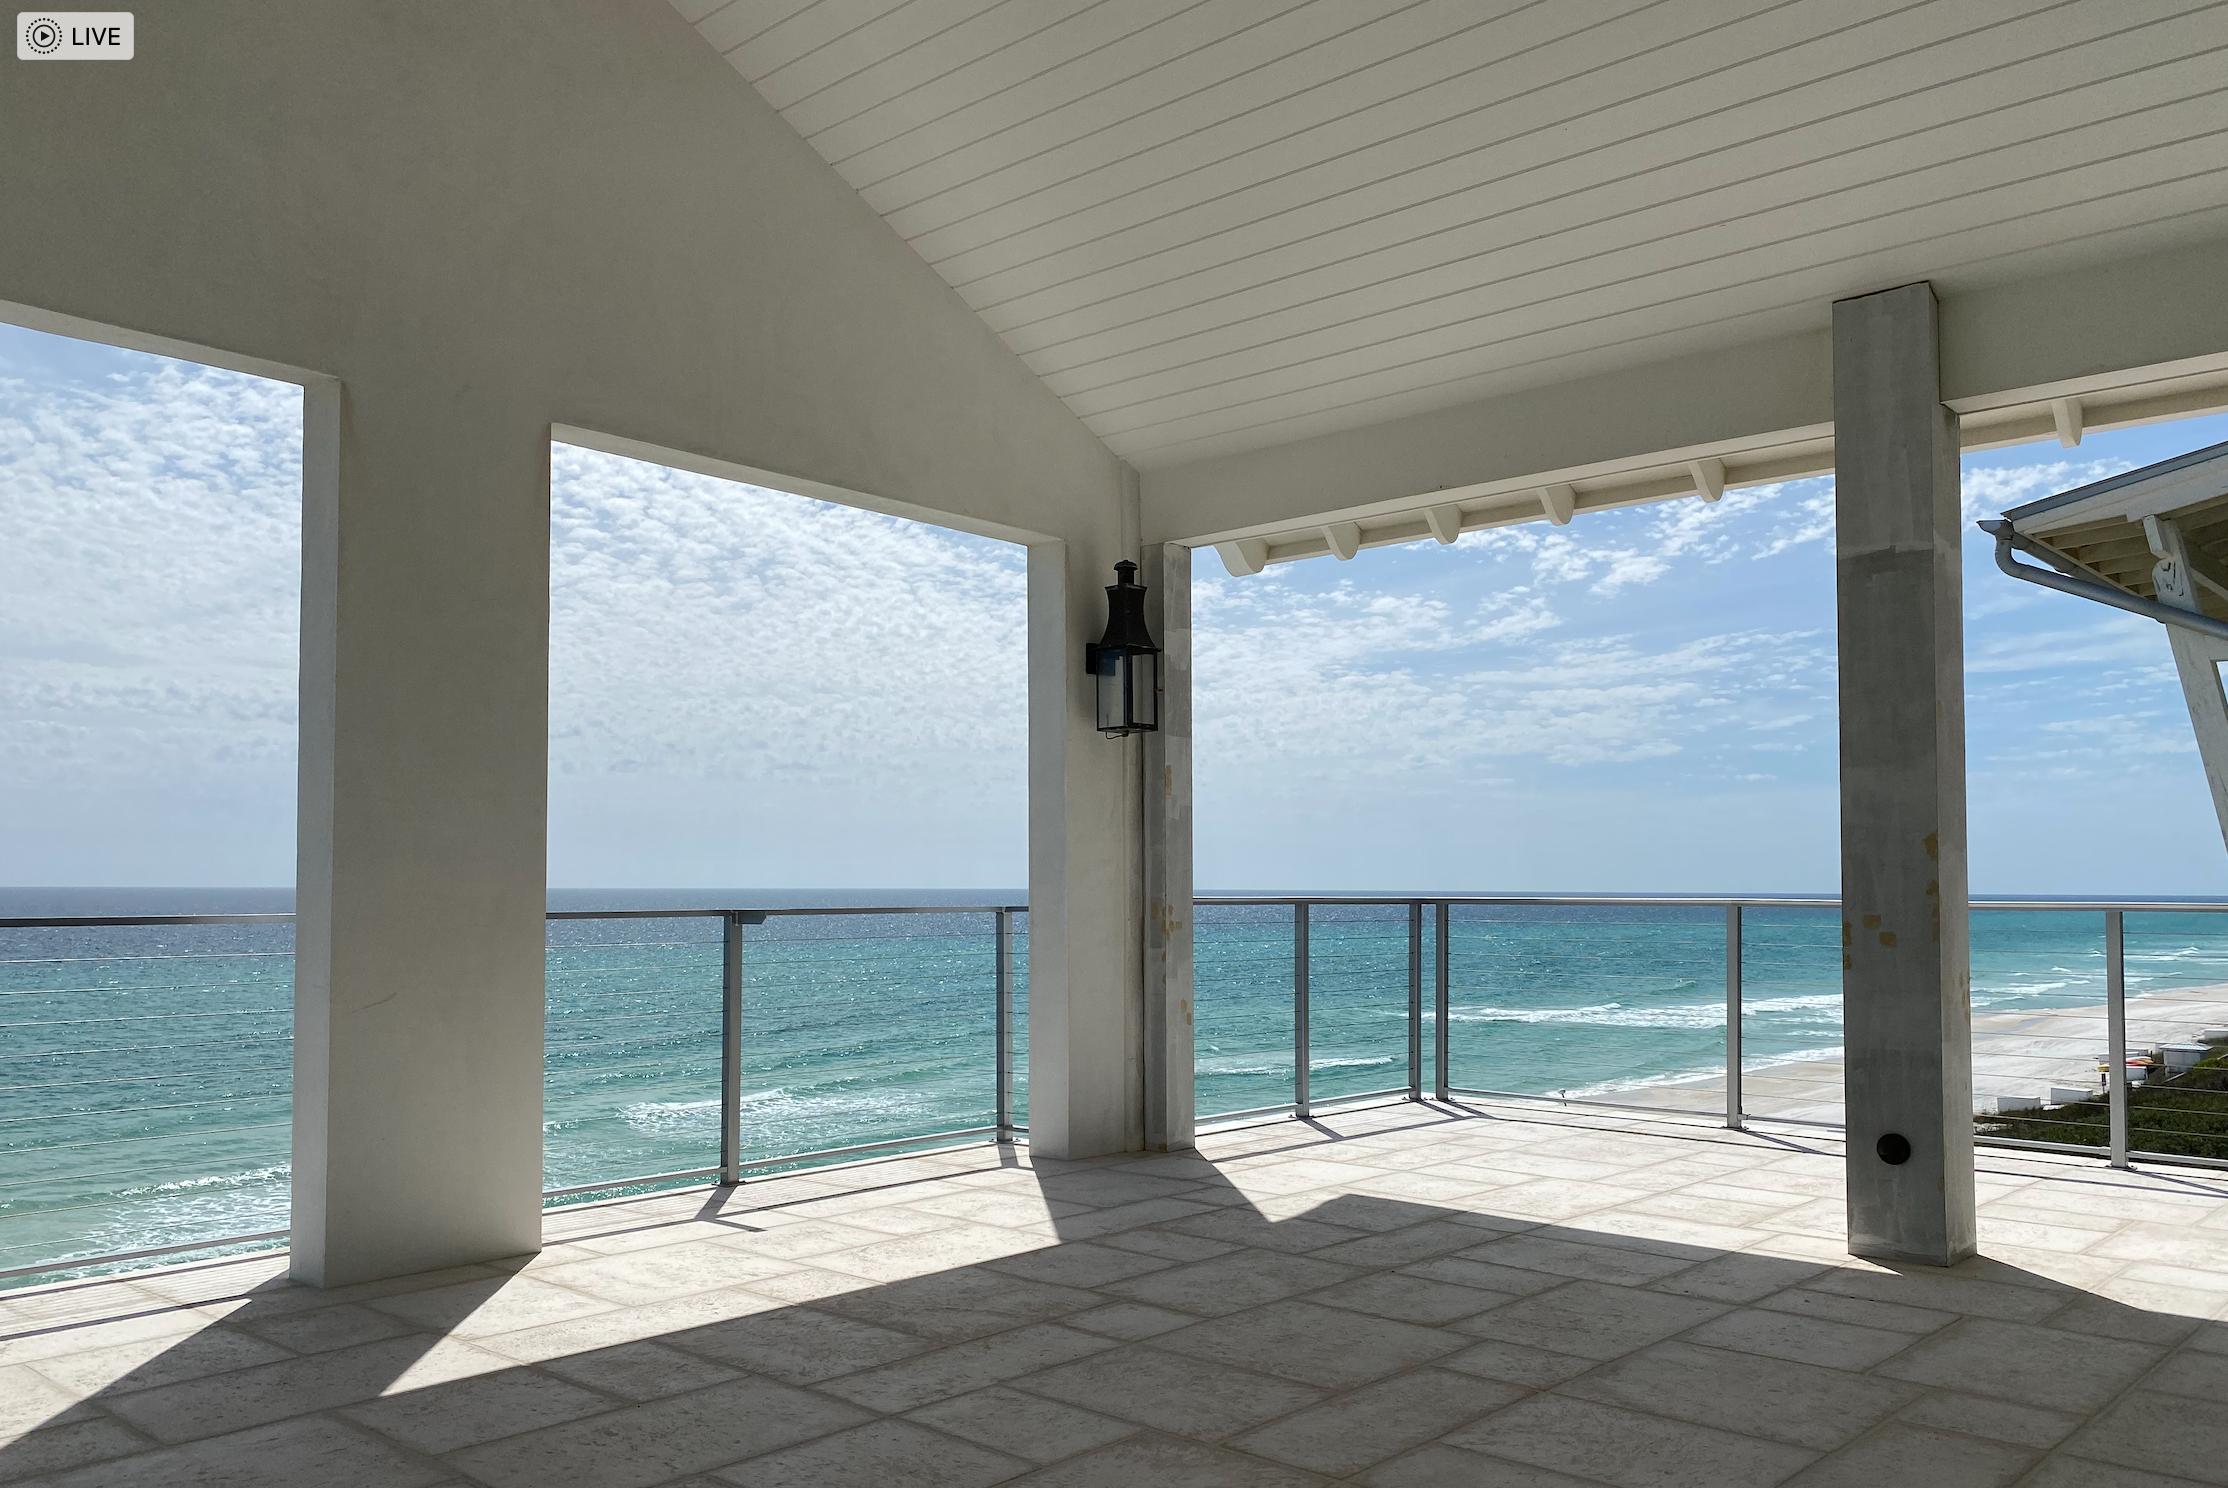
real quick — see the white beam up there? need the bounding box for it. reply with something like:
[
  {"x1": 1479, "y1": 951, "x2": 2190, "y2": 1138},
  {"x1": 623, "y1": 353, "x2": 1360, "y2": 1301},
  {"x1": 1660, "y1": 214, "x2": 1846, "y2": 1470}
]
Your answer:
[
  {"x1": 1689, "y1": 457, "x2": 1725, "y2": 503},
  {"x1": 1538, "y1": 484, "x2": 1576, "y2": 526},
  {"x1": 1425, "y1": 504, "x2": 1464, "y2": 544},
  {"x1": 1142, "y1": 235, "x2": 2228, "y2": 548},
  {"x1": 1323, "y1": 521, "x2": 1362, "y2": 561}
]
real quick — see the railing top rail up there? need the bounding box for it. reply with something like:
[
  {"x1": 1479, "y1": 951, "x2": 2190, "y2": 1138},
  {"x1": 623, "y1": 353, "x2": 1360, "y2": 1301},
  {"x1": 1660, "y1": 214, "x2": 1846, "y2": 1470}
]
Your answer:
[
  {"x1": 9, "y1": 896, "x2": 2228, "y2": 932},
  {"x1": 0, "y1": 905, "x2": 1029, "y2": 930},
  {"x1": 0, "y1": 913, "x2": 293, "y2": 929},
  {"x1": 1198, "y1": 896, "x2": 2228, "y2": 912}
]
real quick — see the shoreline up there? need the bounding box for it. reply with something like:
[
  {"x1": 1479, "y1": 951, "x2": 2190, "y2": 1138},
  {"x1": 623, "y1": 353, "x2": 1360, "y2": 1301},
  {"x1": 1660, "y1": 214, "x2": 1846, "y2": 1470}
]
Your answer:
[{"x1": 1596, "y1": 981, "x2": 2228, "y2": 1124}]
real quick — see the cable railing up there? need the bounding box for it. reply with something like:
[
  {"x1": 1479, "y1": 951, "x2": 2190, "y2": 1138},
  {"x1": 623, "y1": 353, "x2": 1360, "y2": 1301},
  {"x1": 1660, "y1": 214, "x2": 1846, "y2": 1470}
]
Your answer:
[
  {"x1": 6, "y1": 893, "x2": 2228, "y2": 1286},
  {"x1": 1196, "y1": 896, "x2": 2228, "y2": 1174}
]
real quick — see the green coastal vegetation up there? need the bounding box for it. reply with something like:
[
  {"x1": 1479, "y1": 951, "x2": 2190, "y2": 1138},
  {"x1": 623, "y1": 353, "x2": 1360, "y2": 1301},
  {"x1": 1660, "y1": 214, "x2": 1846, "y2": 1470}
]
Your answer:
[{"x1": 1976, "y1": 1038, "x2": 2228, "y2": 1161}]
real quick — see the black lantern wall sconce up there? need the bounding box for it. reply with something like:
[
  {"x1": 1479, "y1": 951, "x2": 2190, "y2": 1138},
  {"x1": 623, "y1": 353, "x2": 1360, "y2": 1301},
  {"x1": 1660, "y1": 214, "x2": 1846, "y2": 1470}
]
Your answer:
[{"x1": 1086, "y1": 560, "x2": 1160, "y2": 737}]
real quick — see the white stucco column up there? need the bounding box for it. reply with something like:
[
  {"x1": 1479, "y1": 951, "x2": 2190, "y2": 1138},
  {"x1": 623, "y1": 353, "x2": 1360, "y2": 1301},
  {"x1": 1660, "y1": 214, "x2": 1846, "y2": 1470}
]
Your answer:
[
  {"x1": 1026, "y1": 542, "x2": 1143, "y2": 1160},
  {"x1": 291, "y1": 376, "x2": 551, "y2": 1286},
  {"x1": 1142, "y1": 541, "x2": 1195, "y2": 1153},
  {"x1": 1833, "y1": 281, "x2": 1977, "y2": 1267}
]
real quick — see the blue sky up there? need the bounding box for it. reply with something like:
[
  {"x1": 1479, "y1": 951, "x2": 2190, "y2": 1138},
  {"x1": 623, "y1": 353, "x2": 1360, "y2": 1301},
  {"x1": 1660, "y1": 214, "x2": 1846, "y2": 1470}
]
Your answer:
[{"x1": 2, "y1": 320, "x2": 2225, "y2": 894}]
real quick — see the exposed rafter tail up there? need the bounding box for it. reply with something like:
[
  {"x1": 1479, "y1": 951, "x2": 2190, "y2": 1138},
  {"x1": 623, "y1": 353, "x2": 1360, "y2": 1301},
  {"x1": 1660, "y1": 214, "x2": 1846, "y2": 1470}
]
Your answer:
[{"x1": 1215, "y1": 538, "x2": 1268, "y2": 577}]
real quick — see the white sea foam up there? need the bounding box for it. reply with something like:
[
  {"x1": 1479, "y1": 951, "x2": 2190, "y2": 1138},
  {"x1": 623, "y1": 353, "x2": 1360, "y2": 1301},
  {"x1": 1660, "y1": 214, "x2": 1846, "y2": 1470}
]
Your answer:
[{"x1": 1446, "y1": 991, "x2": 1843, "y2": 1031}]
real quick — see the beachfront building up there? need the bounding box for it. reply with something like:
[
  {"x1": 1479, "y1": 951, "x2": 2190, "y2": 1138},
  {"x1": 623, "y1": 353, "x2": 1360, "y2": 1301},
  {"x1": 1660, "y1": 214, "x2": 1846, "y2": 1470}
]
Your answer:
[{"x1": 6, "y1": 3, "x2": 2228, "y2": 1483}]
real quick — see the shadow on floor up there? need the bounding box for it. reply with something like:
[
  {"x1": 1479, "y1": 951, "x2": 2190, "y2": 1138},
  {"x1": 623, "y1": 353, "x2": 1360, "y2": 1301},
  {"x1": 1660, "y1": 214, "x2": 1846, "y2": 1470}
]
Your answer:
[{"x1": 3, "y1": 1105, "x2": 2227, "y2": 1487}]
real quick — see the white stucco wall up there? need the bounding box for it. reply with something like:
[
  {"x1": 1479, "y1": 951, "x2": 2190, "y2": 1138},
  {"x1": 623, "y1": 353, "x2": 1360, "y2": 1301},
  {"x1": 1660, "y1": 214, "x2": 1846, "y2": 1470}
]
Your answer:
[{"x1": 0, "y1": 1, "x2": 1139, "y2": 1282}]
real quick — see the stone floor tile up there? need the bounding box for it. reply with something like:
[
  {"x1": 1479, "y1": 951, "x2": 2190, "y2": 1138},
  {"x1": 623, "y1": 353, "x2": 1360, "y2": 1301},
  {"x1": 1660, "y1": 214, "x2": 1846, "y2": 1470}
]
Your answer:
[
  {"x1": 1309, "y1": 1272, "x2": 1506, "y2": 1326},
  {"x1": 805, "y1": 1266, "x2": 1100, "y2": 1342},
  {"x1": 340, "y1": 1365, "x2": 611, "y2": 1453},
  {"x1": 2146, "y1": 1345, "x2": 2228, "y2": 1401},
  {"x1": 1779, "y1": 1422, "x2": 2034, "y2": 1487},
  {"x1": 97, "y1": 1332, "x2": 516, "y2": 1443},
  {"x1": 907, "y1": 1384, "x2": 1135, "y2": 1463},
  {"x1": 1161, "y1": 1210, "x2": 1371, "y2": 1254},
  {"x1": 1437, "y1": 1337, "x2": 1600, "y2": 1389},
  {"x1": 16, "y1": 1415, "x2": 447, "y2": 1488},
  {"x1": 0, "y1": 1362, "x2": 94, "y2": 1439},
  {"x1": 0, "y1": 1305, "x2": 225, "y2": 1371},
  {"x1": 1798, "y1": 1266, "x2": 2063, "y2": 1323},
  {"x1": 445, "y1": 1377, "x2": 870, "y2": 1488},
  {"x1": 1036, "y1": 1172, "x2": 1212, "y2": 1207},
  {"x1": 1100, "y1": 1250, "x2": 1357, "y2": 1318},
  {"x1": 816, "y1": 1322, "x2": 1113, "y2": 1412},
  {"x1": 1090, "y1": 1225, "x2": 1233, "y2": 1262},
  {"x1": 706, "y1": 1219, "x2": 886, "y2": 1261},
  {"x1": 983, "y1": 1241, "x2": 1172, "y2": 1289},
  {"x1": 1754, "y1": 1286, "x2": 1958, "y2": 1335},
  {"x1": 1019, "y1": 1344, "x2": 1323, "y2": 1439},
  {"x1": 1156, "y1": 1299, "x2": 1463, "y2": 1389},
  {"x1": 1562, "y1": 1340, "x2": 1916, "y2": 1451},
  {"x1": 1229, "y1": 1368, "x2": 1526, "y2": 1476},
  {"x1": 1399, "y1": 1255, "x2": 1565, "y2": 1297},
  {"x1": 1360, "y1": 1443, "x2": 1603, "y2": 1487},
  {"x1": 363, "y1": 1276, "x2": 617, "y2": 1337},
  {"x1": 529, "y1": 1242, "x2": 800, "y2": 1306},
  {"x1": 1875, "y1": 1318, "x2": 2166, "y2": 1412},
  {"x1": 2063, "y1": 1388, "x2": 2228, "y2": 1485},
  {"x1": 1002, "y1": 1432, "x2": 1330, "y2": 1487},
  {"x1": 1291, "y1": 1222, "x2": 1483, "y2": 1274},
  {"x1": 1468, "y1": 1180, "x2": 1652, "y2": 1222},
  {"x1": 1679, "y1": 1305, "x2": 1916, "y2": 1369},
  {"x1": 231, "y1": 1301, "x2": 415, "y2": 1355},
  {"x1": 1060, "y1": 1301, "x2": 1195, "y2": 1340},
  {"x1": 1446, "y1": 1393, "x2": 1815, "y2": 1488},
  {"x1": 711, "y1": 1417, "x2": 1027, "y2": 1487},
  {"x1": 811, "y1": 1224, "x2": 1047, "y2": 1283},
  {"x1": 1646, "y1": 1251, "x2": 1829, "y2": 1303},
  {"x1": 464, "y1": 1288, "x2": 776, "y2": 1364},
  {"x1": 1452, "y1": 1280, "x2": 1726, "y2": 1360},
  {"x1": 1461, "y1": 1234, "x2": 1698, "y2": 1286},
  {"x1": 2021, "y1": 1456, "x2": 2213, "y2": 1488},
  {"x1": 24, "y1": 1322, "x2": 293, "y2": 1397},
  {"x1": 1043, "y1": 1198, "x2": 1220, "y2": 1240},
  {"x1": 1893, "y1": 1389, "x2": 2079, "y2": 1448},
  {"x1": 0, "y1": 1415, "x2": 151, "y2": 1484},
  {"x1": 665, "y1": 1303, "x2": 930, "y2": 1384},
  {"x1": 537, "y1": 1340, "x2": 741, "y2": 1400}
]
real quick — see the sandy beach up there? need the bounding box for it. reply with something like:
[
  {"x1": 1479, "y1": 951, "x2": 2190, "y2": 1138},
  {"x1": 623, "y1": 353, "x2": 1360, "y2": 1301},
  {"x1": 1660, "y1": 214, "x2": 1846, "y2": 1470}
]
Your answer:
[{"x1": 1602, "y1": 982, "x2": 2228, "y2": 1124}]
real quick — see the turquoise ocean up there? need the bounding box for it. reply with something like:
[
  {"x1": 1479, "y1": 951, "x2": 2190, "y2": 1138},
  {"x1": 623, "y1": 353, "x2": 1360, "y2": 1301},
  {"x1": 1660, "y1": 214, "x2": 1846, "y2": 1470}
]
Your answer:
[{"x1": 4, "y1": 889, "x2": 2227, "y2": 1284}]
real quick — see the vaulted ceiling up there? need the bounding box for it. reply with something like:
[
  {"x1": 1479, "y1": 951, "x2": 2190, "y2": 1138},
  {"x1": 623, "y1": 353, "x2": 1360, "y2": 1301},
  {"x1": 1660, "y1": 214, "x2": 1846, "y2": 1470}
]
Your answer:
[{"x1": 675, "y1": 0, "x2": 2228, "y2": 471}]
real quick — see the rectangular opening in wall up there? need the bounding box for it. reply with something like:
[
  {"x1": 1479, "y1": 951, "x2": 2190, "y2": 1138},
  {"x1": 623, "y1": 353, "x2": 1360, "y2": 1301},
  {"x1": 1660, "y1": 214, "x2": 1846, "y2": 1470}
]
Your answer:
[
  {"x1": 0, "y1": 321, "x2": 303, "y2": 1285},
  {"x1": 543, "y1": 439, "x2": 1027, "y2": 1198}
]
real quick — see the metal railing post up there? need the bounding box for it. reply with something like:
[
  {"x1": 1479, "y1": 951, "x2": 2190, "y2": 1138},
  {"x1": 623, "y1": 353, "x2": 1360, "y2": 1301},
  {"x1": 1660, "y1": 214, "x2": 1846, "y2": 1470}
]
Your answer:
[
  {"x1": 1725, "y1": 902, "x2": 1744, "y2": 1131},
  {"x1": 995, "y1": 909, "x2": 1015, "y2": 1142},
  {"x1": 1293, "y1": 904, "x2": 1311, "y2": 1117},
  {"x1": 1407, "y1": 901, "x2": 1424, "y2": 1100},
  {"x1": 719, "y1": 912, "x2": 744, "y2": 1185},
  {"x1": 2106, "y1": 908, "x2": 2129, "y2": 1169},
  {"x1": 1433, "y1": 901, "x2": 1451, "y2": 1100}
]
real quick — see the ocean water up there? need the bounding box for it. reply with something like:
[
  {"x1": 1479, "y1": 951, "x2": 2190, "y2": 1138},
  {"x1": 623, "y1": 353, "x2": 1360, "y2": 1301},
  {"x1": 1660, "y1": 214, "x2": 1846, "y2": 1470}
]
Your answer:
[{"x1": 4, "y1": 889, "x2": 2227, "y2": 1284}]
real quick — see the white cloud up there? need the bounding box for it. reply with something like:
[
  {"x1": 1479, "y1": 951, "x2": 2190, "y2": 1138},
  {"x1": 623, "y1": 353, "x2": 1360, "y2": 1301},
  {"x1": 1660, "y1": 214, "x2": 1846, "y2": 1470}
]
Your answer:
[{"x1": 0, "y1": 357, "x2": 302, "y2": 788}]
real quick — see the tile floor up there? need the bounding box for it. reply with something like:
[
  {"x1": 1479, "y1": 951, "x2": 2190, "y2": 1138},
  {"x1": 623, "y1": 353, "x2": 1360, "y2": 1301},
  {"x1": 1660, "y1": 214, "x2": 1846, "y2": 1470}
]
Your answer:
[{"x1": 4, "y1": 1101, "x2": 2228, "y2": 1486}]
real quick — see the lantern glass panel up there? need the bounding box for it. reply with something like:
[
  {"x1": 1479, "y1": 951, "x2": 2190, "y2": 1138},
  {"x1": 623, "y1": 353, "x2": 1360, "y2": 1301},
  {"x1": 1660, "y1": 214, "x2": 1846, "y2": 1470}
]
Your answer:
[
  {"x1": 1094, "y1": 650, "x2": 1126, "y2": 734},
  {"x1": 1131, "y1": 648, "x2": 1160, "y2": 731}
]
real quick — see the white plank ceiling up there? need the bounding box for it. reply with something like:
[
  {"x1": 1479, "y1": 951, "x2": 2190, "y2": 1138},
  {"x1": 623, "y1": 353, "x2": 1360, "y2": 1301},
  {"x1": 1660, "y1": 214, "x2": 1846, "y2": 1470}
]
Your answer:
[{"x1": 675, "y1": 0, "x2": 2228, "y2": 469}]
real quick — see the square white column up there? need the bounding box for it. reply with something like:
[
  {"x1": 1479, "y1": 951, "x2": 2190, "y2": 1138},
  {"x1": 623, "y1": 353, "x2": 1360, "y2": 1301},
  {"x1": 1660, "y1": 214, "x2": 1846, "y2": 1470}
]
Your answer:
[
  {"x1": 1833, "y1": 282, "x2": 1977, "y2": 1266},
  {"x1": 291, "y1": 379, "x2": 550, "y2": 1286}
]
